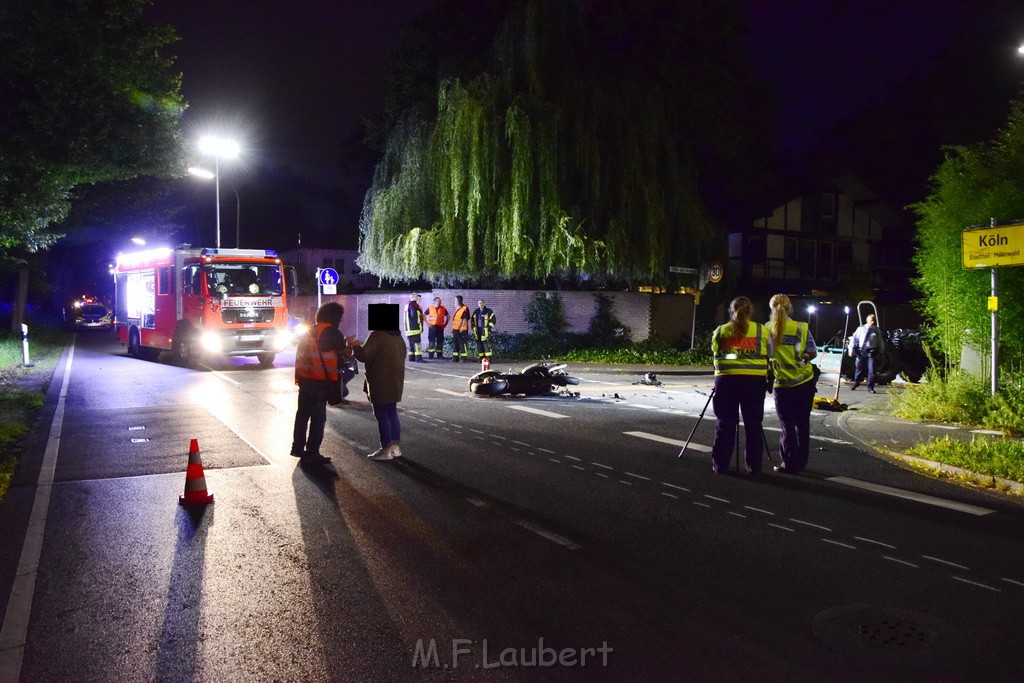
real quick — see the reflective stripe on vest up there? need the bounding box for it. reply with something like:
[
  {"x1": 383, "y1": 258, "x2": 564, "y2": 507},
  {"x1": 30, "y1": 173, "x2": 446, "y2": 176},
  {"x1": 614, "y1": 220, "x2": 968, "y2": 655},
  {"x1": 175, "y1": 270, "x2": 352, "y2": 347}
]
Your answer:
[
  {"x1": 405, "y1": 303, "x2": 423, "y2": 335},
  {"x1": 426, "y1": 305, "x2": 448, "y2": 327},
  {"x1": 712, "y1": 322, "x2": 768, "y2": 376},
  {"x1": 294, "y1": 322, "x2": 339, "y2": 383},
  {"x1": 452, "y1": 305, "x2": 470, "y2": 332},
  {"x1": 772, "y1": 320, "x2": 814, "y2": 388}
]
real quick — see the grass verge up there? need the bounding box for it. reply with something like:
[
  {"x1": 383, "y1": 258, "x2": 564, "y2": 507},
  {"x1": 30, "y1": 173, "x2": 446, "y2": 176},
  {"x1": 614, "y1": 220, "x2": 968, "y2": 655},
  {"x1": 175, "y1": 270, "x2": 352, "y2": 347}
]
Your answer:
[{"x1": 906, "y1": 437, "x2": 1024, "y2": 484}]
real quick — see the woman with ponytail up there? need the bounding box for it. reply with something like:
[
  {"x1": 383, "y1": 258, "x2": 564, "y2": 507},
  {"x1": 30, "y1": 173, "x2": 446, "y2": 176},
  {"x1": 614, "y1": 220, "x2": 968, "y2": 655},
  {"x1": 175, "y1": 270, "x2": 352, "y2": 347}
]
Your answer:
[
  {"x1": 709, "y1": 296, "x2": 769, "y2": 476},
  {"x1": 767, "y1": 294, "x2": 818, "y2": 474}
]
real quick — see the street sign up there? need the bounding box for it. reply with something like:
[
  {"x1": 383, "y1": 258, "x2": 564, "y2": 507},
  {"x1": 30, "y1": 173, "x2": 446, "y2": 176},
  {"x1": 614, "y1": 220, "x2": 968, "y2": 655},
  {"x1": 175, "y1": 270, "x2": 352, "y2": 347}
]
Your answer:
[
  {"x1": 318, "y1": 268, "x2": 339, "y2": 285},
  {"x1": 708, "y1": 262, "x2": 724, "y2": 283},
  {"x1": 669, "y1": 266, "x2": 698, "y2": 275},
  {"x1": 962, "y1": 222, "x2": 1024, "y2": 269}
]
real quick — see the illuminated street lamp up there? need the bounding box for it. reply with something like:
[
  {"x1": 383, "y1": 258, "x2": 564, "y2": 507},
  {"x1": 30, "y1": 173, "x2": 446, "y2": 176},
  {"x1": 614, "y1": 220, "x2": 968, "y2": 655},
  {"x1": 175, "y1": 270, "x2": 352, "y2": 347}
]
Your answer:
[
  {"x1": 130, "y1": 236, "x2": 146, "y2": 245},
  {"x1": 188, "y1": 164, "x2": 241, "y2": 248},
  {"x1": 806, "y1": 304, "x2": 817, "y2": 340},
  {"x1": 196, "y1": 136, "x2": 240, "y2": 248}
]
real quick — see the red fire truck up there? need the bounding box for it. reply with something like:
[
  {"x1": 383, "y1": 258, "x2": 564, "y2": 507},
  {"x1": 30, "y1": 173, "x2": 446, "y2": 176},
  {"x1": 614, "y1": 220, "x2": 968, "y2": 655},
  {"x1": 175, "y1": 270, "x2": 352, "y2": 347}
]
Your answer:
[{"x1": 113, "y1": 246, "x2": 293, "y2": 367}]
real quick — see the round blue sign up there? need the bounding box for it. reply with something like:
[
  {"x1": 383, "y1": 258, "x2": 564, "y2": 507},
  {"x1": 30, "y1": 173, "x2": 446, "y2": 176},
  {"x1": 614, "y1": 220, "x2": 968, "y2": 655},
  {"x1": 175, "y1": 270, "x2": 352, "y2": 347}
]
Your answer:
[{"x1": 318, "y1": 268, "x2": 339, "y2": 286}]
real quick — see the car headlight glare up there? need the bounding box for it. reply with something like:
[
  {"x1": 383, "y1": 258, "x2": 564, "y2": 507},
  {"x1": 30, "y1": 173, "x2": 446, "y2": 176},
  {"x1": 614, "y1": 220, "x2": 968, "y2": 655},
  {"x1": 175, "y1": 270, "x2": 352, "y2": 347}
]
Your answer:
[
  {"x1": 200, "y1": 331, "x2": 223, "y2": 352},
  {"x1": 274, "y1": 330, "x2": 292, "y2": 351}
]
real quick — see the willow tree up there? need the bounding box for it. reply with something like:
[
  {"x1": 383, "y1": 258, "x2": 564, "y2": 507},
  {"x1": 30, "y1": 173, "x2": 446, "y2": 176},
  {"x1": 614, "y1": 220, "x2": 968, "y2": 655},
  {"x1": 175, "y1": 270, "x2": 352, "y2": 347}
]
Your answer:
[
  {"x1": 911, "y1": 100, "x2": 1024, "y2": 368},
  {"x1": 359, "y1": 0, "x2": 735, "y2": 285}
]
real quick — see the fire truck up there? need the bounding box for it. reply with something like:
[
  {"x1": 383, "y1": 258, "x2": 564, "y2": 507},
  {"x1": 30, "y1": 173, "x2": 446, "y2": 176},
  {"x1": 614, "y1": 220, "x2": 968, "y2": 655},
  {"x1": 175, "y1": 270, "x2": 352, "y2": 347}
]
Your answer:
[{"x1": 113, "y1": 246, "x2": 293, "y2": 367}]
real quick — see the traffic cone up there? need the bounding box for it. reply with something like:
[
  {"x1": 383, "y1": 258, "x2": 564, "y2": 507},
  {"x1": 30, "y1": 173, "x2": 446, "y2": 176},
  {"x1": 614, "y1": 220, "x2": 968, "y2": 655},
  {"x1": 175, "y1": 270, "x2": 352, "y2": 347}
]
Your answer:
[
  {"x1": 481, "y1": 356, "x2": 490, "y2": 371},
  {"x1": 179, "y1": 438, "x2": 214, "y2": 506}
]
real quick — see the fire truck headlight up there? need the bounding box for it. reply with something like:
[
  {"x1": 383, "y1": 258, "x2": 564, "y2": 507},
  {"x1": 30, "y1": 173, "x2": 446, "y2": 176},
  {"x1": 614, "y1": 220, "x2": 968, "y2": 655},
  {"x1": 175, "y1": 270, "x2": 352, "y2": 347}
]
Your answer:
[
  {"x1": 200, "y1": 331, "x2": 223, "y2": 353},
  {"x1": 294, "y1": 322, "x2": 310, "y2": 337},
  {"x1": 274, "y1": 329, "x2": 293, "y2": 351}
]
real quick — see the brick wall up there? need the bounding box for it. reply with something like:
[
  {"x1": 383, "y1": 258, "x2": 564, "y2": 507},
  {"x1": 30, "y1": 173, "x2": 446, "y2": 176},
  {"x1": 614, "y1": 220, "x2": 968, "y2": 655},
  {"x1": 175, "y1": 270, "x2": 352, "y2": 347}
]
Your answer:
[{"x1": 290, "y1": 290, "x2": 697, "y2": 345}]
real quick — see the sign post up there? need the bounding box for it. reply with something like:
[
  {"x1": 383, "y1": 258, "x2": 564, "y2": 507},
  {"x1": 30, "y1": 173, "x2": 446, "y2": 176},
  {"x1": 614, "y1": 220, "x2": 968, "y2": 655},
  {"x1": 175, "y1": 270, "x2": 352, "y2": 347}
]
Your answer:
[{"x1": 961, "y1": 220, "x2": 1024, "y2": 395}]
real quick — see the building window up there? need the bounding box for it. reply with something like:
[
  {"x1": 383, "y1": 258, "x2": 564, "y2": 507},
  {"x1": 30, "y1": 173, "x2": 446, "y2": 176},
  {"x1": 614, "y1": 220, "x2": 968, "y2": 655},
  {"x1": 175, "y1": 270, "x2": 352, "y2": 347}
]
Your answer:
[
  {"x1": 821, "y1": 193, "x2": 835, "y2": 220},
  {"x1": 800, "y1": 239, "x2": 816, "y2": 279}
]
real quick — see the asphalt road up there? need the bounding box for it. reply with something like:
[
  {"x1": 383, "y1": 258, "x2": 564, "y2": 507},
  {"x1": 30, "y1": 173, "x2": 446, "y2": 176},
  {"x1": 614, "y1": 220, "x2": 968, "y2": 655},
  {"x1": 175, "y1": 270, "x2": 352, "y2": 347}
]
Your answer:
[{"x1": 2, "y1": 331, "x2": 1024, "y2": 680}]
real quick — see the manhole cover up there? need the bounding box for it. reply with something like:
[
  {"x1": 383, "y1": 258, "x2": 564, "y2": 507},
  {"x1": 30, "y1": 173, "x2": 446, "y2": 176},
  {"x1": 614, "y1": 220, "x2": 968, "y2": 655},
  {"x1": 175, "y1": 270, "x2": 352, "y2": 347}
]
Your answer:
[{"x1": 813, "y1": 604, "x2": 970, "y2": 668}]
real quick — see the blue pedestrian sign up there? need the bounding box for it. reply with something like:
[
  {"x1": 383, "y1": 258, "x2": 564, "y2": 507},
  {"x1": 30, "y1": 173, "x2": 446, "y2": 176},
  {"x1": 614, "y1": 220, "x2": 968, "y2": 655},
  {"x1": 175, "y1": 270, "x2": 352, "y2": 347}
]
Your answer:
[{"x1": 318, "y1": 268, "x2": 339, "y2": 286}]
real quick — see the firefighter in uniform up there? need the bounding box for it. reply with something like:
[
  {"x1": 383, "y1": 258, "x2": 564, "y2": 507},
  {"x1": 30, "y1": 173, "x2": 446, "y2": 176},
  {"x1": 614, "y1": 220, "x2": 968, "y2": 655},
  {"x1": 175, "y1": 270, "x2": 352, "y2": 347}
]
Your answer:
[
  {"x1": 404, "y1": 293, "x2": 424, "y2": 362},
  {"x1": 767, "y1": 293, "x2": 817, "y2": 475},
  {"x1": 291, "y1": 302, "x2": 350, "y2": 464},
  {"x1": 425, "y1": 296, "x2": 449, "y2": 359},
  {"x1": 472, "y1": 299, "x2": 496, "y2": 360},
  {"x1": 450, "y1": 295, "x2": 471, "y2": 362},
  {"x1": 710, "y1": 296, "x2": 768, "y2": 476}
]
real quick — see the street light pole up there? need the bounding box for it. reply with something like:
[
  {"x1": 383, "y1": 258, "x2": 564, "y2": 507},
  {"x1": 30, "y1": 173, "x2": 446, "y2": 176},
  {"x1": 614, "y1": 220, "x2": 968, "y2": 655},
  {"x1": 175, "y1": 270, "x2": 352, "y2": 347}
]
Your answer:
[
  {"x1": 213, "y1": 156, "x2": 221, "y2": 248},
  {"x1": 197, "y1": 136, "x2": 240, "y2": 249}
]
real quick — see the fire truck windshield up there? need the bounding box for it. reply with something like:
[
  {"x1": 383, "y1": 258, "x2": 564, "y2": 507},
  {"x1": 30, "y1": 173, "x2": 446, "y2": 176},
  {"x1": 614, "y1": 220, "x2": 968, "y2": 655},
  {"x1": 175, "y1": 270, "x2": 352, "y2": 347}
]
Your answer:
[{"x1": 205, "y1": 263, "x2": 283, "y2": 297}]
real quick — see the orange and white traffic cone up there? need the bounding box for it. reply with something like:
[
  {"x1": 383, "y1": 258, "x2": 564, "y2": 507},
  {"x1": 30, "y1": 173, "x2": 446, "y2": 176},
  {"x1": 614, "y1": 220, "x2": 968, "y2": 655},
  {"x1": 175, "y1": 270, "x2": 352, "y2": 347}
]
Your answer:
[
  {"x1": 481, "y1": 357, "x2": 490, "y2": 371},
  {"x1": 179, "y1": 438, "x2": 214, "y2": 506}
]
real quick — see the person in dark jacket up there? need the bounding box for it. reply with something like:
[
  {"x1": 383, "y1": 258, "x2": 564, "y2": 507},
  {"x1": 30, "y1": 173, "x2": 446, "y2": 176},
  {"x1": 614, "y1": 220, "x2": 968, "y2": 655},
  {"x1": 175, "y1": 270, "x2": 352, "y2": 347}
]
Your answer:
[
  {"x1": 291, "y1": 302, "x2": 350, "y2": 464},
  {"x1": 404, "y1": 293, "x2": 424, "y2": 362},
  {"x1": 472, "y1": 299, "x2": 496, "y2": 360},
  {"x1": 349, "y1": 303, "x2": 408, "y2": 461}
]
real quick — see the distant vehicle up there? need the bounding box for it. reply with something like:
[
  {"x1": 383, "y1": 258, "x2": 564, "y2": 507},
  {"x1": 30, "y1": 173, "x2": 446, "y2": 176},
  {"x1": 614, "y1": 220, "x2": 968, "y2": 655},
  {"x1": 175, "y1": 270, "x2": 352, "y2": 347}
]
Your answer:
[
  {"x1": 113, "y1": 246, "x2": 294, "y2": 367},
  {"x1": 72, "y1": 300, "x2": 113, "y2": 330}
]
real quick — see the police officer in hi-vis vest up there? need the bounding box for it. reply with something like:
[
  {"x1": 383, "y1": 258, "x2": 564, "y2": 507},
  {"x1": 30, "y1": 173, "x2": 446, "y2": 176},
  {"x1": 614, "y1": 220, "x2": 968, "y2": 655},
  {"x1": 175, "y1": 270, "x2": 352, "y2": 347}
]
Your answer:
[
  {"x1": 425, "y1": 296, "x2": 449, "y2": 359},
  {"x1": 767, "y1": 294, "x2": 817, "y2": 475},
  {"x1": 450, "y1": 295, "x2": 471, "y2": 362},
  {"x1": 710, "y1": 296, "x2": 768, "y2": 476},
  {"x1": 404, "y1": 293, "x2": 424, "y2": 362}
]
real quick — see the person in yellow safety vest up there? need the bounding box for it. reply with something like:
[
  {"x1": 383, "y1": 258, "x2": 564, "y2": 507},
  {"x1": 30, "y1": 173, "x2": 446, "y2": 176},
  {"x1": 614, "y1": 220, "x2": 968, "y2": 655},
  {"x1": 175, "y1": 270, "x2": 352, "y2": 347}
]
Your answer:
[
  {"x1": 710, "y1": 296, "x2": 768, "y2": 476},
  {"x1": 472, "y1": 299, "x2": 496, "y2": 360},
  {"x1": 292, "y1": 302, "x2": 351, "y2": 464},
  {"x1": 425, "y1": 296, "x2": 449, "y2": 359},
  {"x1": 404, "y1": 293, "x2": 424, "y2": 362},
  {"x1": 767, "y1": 293, "x2": 818, "y2": 475},
  {"x1": 450, "y1": 295, "x2": 471, "y2": 362}
]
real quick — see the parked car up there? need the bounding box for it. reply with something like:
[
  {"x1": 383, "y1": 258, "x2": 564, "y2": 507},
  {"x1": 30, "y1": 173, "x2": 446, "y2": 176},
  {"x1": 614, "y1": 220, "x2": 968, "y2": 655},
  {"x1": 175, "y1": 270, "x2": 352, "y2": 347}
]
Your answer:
[{"x1": 73, "y1": 302, "x2": 113, "y2": 330}]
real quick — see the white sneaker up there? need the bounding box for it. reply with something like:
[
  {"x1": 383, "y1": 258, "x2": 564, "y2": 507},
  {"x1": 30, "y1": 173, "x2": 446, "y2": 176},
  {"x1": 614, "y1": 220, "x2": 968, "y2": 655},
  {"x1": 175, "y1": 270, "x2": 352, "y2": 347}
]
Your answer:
[
  {"x1": 367, "y1": 448, "x2": 393, "y2": 461},
  {"x1": 388, "y1": 444, "x2": 403, "y2": 458}
]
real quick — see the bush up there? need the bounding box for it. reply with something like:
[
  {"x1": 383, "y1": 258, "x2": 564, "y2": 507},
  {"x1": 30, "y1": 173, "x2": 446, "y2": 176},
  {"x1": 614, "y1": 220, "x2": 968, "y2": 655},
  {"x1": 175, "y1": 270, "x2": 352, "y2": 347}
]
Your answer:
[
  {"x1": 586, "y1": 293, "x2": 630, "y2": 347},
  {"x1": 891, "y1": 369, "x2": 1024, "y2": 436},
  {"x1": 525, "y1": 292, "x2": 567, "y2": 336},
  {"x1": 491, "y1": 331, "x2": 713, "y2": 365}
]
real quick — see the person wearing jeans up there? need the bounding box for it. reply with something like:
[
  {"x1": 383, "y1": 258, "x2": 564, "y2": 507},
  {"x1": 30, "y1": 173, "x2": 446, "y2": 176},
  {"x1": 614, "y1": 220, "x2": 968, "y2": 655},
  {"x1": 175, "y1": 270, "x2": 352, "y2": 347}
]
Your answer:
[{"x1": 349, "y1": 303, "x2": 407, "y2": 461}]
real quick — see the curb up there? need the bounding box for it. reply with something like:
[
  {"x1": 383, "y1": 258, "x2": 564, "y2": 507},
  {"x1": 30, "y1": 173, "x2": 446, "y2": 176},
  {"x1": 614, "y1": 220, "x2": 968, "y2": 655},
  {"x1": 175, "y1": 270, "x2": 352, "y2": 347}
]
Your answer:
[{"x1": 893, "y1": 452, "x2": 1024, "y2": 496}]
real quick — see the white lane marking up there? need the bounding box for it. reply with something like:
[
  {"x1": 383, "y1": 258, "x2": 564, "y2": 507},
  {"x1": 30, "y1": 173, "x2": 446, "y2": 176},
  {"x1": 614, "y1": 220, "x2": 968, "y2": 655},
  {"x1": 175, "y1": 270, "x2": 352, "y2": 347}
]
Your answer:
[
  {"x1": 952, "y1": 576, "x2": 1000, "y2": 592},
  {"x1": 883, "y1": 556, "x2": 919, "y2": 568},
  {"x1": 763, "y1": 426, "x2": 852, "y2": 445},
  {"x1": 744, "y1": 506, "x2": 775, "y2": 516},
  {"x1": 931, "y1": 425, "x2": 960, "y2": 430},
  {"x1": 922, "y1": 555, "x2": 970, "y2": 571},
  {"x1": 624, "y1": 431, "x2": 712, "y2": 453},
  {"x1": 827, "y1": 476, "x2": 994, "y2": 516},
  {"x1": 727, "y1": 511, "x2": 747, "y2": 519},
  {"x1": 548, "y1": 459, "x2": 561, "y2": 464},
  {"x1": 571, "y1": 465, "x2": 585, "y2": 471},
  {"x1": 619, "y1": 480, "x2": 633, "y2": 486},
  {"x1": 660, "y1": 492, "x2": 679, "y2": 499},
  {"x1": 595, "y1": 472, "x2": 609, "y2": 478},
  {"x1": 511, "y1": 519, "x2": 582, "y2": 549},
  {"x1": 970, "y1": 429, "x2": 1004, "y2": 436},
  {"x1": 630, "y1": 403, "x2": 661, "y2": 410},
  {"x1": 768, "y1": 523, "x2": 795, "y2": 532},
  {"x1": 693, "y1": 502, "x2": 711, "y2": 508},
  {"x1": 538, "y1": 447, "x2": 556, "y2": 454},
  {"x1": 210, "y1": 367, "x2": 241, "y2": 386},
  {"x1": 435, "y1": 388, "x2": 464, "y2": 396},
  {"x1": 507, "y1": 405, "x2": 570, "y2": 419},
  {"x1": 1001, "y1": 578, "x2": 1024, "y2": 588},
  {"x1": 822, "y1": 538, "x2": 857, "y2": 550},
  {"x1": 790, "y1": 518, "x2": 833, "y2": 532},
  {"x1": 854, "y1": 536, "x2": 896, "y2": 550},
  {"x1": 703, "y1": 495, "x2": 730, "y2": 504},
  {"x1": 466, "y1": 497, "x2": 489, "y2": 507},
  {"x1": 469, "y1": 428, "x2": 485, "y2": 434},
  {"x1": 0, "y1": 341, "x2": 76, "y2": 681},
  {"x1": 662, "y1": 482, "x2": 690, "y2": 493},
  {"x1": 513, "y1": 440, "x2": 532, "y2": 447},
  {"x1": 592, "y1": 462, "x2": 614, "y2": 470},
  {"x1": 625, "y1": 472, "x2": 651, "y2": 481},
  {"x1": 490, "y1": 434, "x2": 507, "y2": 440},
  {"x1": 564, "y1": 454, "x2": 581, "y2": 461}
]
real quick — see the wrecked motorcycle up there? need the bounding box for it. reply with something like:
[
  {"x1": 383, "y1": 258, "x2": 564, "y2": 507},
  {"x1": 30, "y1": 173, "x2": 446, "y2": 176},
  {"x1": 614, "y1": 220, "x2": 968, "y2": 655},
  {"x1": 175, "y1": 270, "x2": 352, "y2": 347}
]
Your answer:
[{"x1": 469, "y1": 362, "x2": 581, "y2": 396}]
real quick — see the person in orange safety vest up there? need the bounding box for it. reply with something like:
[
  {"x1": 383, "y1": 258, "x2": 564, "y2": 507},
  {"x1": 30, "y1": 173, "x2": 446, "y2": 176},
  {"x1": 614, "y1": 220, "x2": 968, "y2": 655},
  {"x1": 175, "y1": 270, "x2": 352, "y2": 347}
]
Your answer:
[
  {"x1": 425, "y1": 296, "x2": 449, "y2": 359},
  {"x1": 450, "y1": 295, "x2": 471, "y2": 362},
  {"x1": 292, "y1": 302, "x2": 351, "y2": 464}
]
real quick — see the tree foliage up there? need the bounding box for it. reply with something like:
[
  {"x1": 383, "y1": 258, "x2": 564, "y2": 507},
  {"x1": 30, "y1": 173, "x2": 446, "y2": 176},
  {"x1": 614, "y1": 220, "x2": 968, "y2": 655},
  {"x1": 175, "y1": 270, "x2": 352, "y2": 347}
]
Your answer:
[
  {"x1": 0, "y1": 0, "x2": 185, "y2": 254},
  {"x1": 359, "y1": 0, "x2": 759, "y2": 285},
  {"x1": 911, "y1": 100, "x2": 1024, "y2": 368}
]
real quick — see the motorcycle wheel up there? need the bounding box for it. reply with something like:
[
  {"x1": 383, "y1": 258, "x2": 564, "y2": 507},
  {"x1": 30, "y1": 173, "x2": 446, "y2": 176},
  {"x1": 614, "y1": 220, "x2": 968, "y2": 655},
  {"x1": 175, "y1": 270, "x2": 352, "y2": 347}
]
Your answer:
[{"x1": 470, "y1": 377, "x2": 509, "y2": 396}]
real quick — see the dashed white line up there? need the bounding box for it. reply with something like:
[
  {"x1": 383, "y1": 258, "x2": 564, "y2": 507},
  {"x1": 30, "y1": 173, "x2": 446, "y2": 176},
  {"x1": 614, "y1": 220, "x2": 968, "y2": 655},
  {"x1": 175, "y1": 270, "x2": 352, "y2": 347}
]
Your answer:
[
  {"x1": 513, "y1": 440, "x2": 531, "y2": 447},
  {"x1": 619, "y1": 480, "x2": 633, "y2": 486},
  {"x1": 822, "y1": 538, "x2": 857, "y2": 550},
  {"x1": 854, "y1": 536, "x2": 896, "y2": 550},
  {"x1": 434, "y1": 388, "x2": 464, "y2": 396},
  {"x1": 827, "y1": 476, "x2": 994, "y2": 516},
  {"x1": 595, "y1": 473, "x2": 609, "y2": 479},
  {"x1": 768, "y1": 523, "x2": 795, "y2": 532},
  {"x1": 466, "y1": 497, "x2": 488, "y2": 507},
  {"x1": 1001, "y1": 578, "x2": 1024, "y2": 588},
  {"x1": 591, "y1": 462, "x2": 614, "y2": 470},
  {"x1": 507, "y1": 405, "x2": 570, "y2": 419},
  {"x1": 662, "y1": 482, "x2": 690, "y2": 493},
  {"x1": 512, "y1": 519, "x2": 581, "y2": 550},
  {"x1": 624, "y1": 431, "x2": 712, "y2": 453},
  {"x1": 548, "y1": 458, "x2": 561, "y2": 464},
  {"x1": 883, "y1": 556, "x2": 919, "y2": 568},
  {"x1": 789, "y1": 518, "x2": 833, "y2": 532},
  {"x1": 564, "y1": 455, "x2": 581, "y2": 461},
  {"x1": 660, "y1": 492, "x2": 679, "y2": 499},
  {"x1": 693, "y1": 502, "x2": 711, "y2": 508},
  {"x1": 571, "y1": 465, "x2": 586, "y2": 471},
  {"x1": 744, "y1": 506, "x2": 775, "y2": 516},
  {"x1": 625, "y1": 472, "x2": 651, "y2": 481},
  {"x1": 703, "y1": 494, "x2": 730, "y2": 504},
  {"x1": 469, "y1": 428, "x2": 485, "y2": 434},
  {"x1": 539, "y1": 447, "x2": 556, "y2": 454},
  {"x1": 727, "y1": 511, "x2": 747, "y2": 519},
  {"x1": 922, "y1": 555, "x2": 970, "y2": 571},
  {"x1": 490, "y1": 435, "x2": 507, "y2": 440},
  {"x1": 951, "y1": 576, "x2": 1000, "y2": 592}
]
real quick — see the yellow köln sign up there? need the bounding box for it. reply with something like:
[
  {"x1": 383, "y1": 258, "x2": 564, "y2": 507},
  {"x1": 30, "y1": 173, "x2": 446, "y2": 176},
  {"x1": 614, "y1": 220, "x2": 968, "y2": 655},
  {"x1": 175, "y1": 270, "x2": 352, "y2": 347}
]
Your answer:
[{"x1": 962, "y1": 222, "x2": 1024, "y2": 269}]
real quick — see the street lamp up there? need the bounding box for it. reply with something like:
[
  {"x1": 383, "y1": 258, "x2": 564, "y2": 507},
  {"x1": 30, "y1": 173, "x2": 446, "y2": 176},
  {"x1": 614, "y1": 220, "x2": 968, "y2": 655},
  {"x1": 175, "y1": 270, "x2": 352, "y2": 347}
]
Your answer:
[
  {"x1": 188, "y1": 163, "x2": 241, "y2": 248},
  {"x1": 196, "y1": 136, "x2": 240, "y2": 248},
  {"x1": 130, "y1": 236, "x2": 146, "y2": 245},
  {"x1": 806, "y1": 304, "x2": 817, "y2": 340}
]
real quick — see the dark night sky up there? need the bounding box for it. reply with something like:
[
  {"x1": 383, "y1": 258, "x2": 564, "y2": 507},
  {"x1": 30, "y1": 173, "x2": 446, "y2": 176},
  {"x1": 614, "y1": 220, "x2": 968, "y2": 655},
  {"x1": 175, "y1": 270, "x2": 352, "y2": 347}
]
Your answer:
[{"x1": 146, "y1": 0, "x2": 1024, "y2": 220}]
